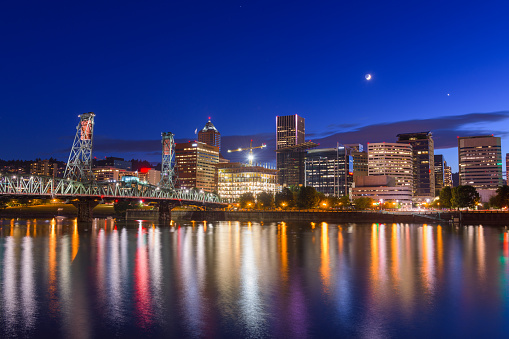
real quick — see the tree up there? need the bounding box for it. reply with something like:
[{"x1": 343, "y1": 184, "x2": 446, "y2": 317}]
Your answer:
[
  {"x1": 439, "y1": 186, "x2": 453, "y2": 209},
  {"x1": 338, "y1": 196, "x2": 351, "y2": 210},
  {"x1": 257, "y1": 192, "x2": 274, "y2": 209},
  {"x1": 489, "y1": 185, "x2": 509, "y2": 209},
  {"x1": 239, "y1": 193, "x2": 255, "y2": 209},
  {"x1": 275, "y1": 187, "x2": 295, "y2": 208},
  {"x1": 296, "y1": 186, "x2": 320, "y2": 209},
  {"x1": 451, "y1": 185, "x2": 480, "y2": 209},
  {"x1": 353, "y1": 197, "x2": 374, "y2": 210}
]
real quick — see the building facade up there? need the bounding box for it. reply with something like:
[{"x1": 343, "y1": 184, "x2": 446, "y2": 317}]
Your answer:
[
  {"x1": 94, "y1": 157, "x2": 132, "y2": 170},
  {"x1": 434, "y1": 154, "x2": 445, "y2": 192},
  {"x1": 276, "y1": 114, "x2": 306, "y2": 186},
  {"x1": 506, "y1": 153, "x2": 508, "y2": 184},
  {"x1": 198, "y1": 119, "x2": 221, "y2": 153},
  {"x1": 458, "y1": 135, "x2": 503, "y2": 190},
  {"x1": 444, "y1": 162, "x2": 453, "y2": 187},
  {"x1": 351, "y1": 176, "x2": 413, "y2": 206},
  {"x1": 93, "y1": 167, "x2": 122, "y2": 182},
  {"x1": 138, "y1": 168, "x2": 161, "y2": 186},
  {"x1": 217, "y1": 163, "x2": 280, "y2": 202},
  {"x1": 345, "y1": 144, "x2": 368, "y2": 178},
  {"x1": 175, "y1": 141, "x2": 219, "y2": 192},
  {"x1": 30, "y1": 159, "x2": 58, "y2": 177},
  {"x1": 397, "y1": 132, "x2": 435, "y2": 199},
  {"x1": 305, "y1": 146, "x2": 353, "y2": 197},
  {"x1": 368, "y1": 142, "x2": 413, "y2": 189}
]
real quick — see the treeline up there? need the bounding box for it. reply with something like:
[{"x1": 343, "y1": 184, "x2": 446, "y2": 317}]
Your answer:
[{"x1": 238, "y1": 187, "x2": 353, "y2": 210}]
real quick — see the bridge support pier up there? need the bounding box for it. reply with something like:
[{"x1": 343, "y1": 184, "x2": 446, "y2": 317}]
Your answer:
[
  {"x1": 158, "y1": 201, "x2": 176, "y2": 223},
  {"x1": 72, "y1": 199, "x2": 99, "y2": 222}
]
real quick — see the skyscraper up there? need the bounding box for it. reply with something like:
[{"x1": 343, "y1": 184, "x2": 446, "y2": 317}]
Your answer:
[
  {"x1": 198, "y1": 118, "x2": 221, "y2": 153},
  {"x1": 276, "y1": 114, "x2": 305, "y2": 150},
  {"x1": 444, "y1": 161, "x2": 453, "y2": 187},
  {"x1": 345, "y1": 144, "x2": 368, "y2": 178},
  {"x1": 397, "y1": 131, "x2": 435, "y2": 199},
  {"x1": 458, "y1": 135, "x2": 503, "y2": 190},
  {"x1": 276, "y1": 114, "x2": 308, "y2": 186},
  {"x1": 305, "y1": 146, "x2": 353, "y2": 197},
  {"x1": 434, "y1": 154, "x2": 445, "y2": 192},
  {"x1": 367, "y1": 142, "x2": 413, "y2": 189},
  {"x1": 175, "y1": 141, "x2": 219, "y2": 192},
  {"x1": 506, "y1": 153, "x2": 508, "y2": 184}
]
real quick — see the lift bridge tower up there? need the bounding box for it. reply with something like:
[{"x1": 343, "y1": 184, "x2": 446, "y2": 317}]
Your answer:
[
  {"x1": 64, "y1": 112, "x2": 95, "y2": 181},
  {"x1": 159, "y1": 132, "x2": 176, "y2": 190}
]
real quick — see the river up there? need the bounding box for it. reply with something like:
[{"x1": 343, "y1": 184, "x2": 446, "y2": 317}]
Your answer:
[{"x1": 1, "y1": 218, "x2": 508, "y2": 338}]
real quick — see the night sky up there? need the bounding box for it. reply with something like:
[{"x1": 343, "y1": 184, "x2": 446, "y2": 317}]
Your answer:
[{"x1": 1, "y1": 0, "x2": 508, "y2": 173}]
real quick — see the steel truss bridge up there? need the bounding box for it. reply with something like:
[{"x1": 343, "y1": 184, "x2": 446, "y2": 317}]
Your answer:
[
  {"x1": 0, "y1": 112, "x2": 226, "y2": 221},
  {"x1": 0, "y1": 174, "x2": 224, "y2": 221}
]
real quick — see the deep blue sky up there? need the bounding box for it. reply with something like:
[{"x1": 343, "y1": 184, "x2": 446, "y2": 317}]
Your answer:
[{"x1": 1, "y1": 0, "x2": 508, "y2": 173}]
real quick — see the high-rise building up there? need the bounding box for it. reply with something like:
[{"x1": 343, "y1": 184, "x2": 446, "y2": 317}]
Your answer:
[
  {"x1": 276, "y1": 114, "x2": 308, "y2": 186},
  {"x1": 434, "y1": 154, "x2": 445, "y2": 192},
  {"x1": 276, "y1": 114, "x2": 305, "y2": 150},
  {"x1": 397, "y1": 132, "x2": 435, "y2": 199},
  {"x1": 444, "y1": 162, "x2": 453, "y2": 187},
  {"x1": 175, "y1": 141, "x2": 219, "y2": 192},
  {"x1": 458, "y1": 135, "x2": 503, "y2": 190},
  {"x1": 506, "y1": 153, "x2": 508, "y2": 184},
  {"x1": 217, "y1": 163, "x2": 280, "y2": 203},
  {"x1": 198, "y1": 119, "x2": 221, "y2": 153},
  {"x1": 305, "y1": 146, "x2": 353, "y2": 197},
  {"x1": 368, "y1": 142, "x2": 413, "y2": 189},
  {"x1": 345, "y1": 144, "x2": 368, "y2": 178}
]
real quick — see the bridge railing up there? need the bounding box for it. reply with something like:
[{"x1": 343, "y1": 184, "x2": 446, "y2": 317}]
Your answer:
[{"x1": 0, "y1": 174, "x2": 222, "y2": 204}]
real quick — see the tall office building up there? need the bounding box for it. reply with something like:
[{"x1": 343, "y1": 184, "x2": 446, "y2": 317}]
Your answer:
[
  {"x1": 175, "y1": 141, "x2": 219, "y2": 193},
  {"x1": 397, "y1": 132, "x2": 435, "y2": 199},
  {"x1": 458, "y1": 135, "x2": 503, "y2": 190},
  {"x1": 434, "y1": 154, "x2": 445, "y2": 192},
  {"x1": 198, "y1": 119, "x2": 221, "y2": 153},
  {"x1": 368, "y1": 142, "x2": 413, "y2": 189},
  {"x1": 506, "y1": 153, "x2": 508, "y2": 184},
  {"x1": 444, "y1": 162, "x2": 453, "y2": 187},
  {"x1": 276, "y1": 114, "x2": 308, "y2": 186},
  {"x1": 276, "y1": 114, "x2": 305, "y2": 150},
  {"x1": 305, "y1": 146, "x2": 353, "y2": 197},
  {"x1": 345, "y1": 144, "x2": 368, "y2": 178}
]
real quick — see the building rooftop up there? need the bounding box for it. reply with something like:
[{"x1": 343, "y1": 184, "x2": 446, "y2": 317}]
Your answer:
[{"x1": 201, "y1": 120, "x2": 219, "y2": 133}]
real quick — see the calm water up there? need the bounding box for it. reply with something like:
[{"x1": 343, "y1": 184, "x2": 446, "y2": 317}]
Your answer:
[{"x1": 1, "y1": 218, "x2": 509, "y2": 338}]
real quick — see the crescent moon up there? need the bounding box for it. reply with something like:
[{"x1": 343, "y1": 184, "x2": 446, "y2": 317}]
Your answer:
[{"x1": 365, "y1": 74, "x2": 372, "y2": 80}]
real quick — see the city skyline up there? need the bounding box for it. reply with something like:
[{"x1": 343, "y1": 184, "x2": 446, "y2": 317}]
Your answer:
[{"x1": 1, "y1": 1, "x2": 508, "y2": 174}]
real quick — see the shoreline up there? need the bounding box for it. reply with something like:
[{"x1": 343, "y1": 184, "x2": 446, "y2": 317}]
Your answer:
[{"x1": 1, "y1": 205, "x2": 508, "y2": 225}]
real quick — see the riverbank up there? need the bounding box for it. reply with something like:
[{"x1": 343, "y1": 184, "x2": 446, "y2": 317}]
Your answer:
[
  {"x1": 2, "y1": 205, "x2": 508, "y2": 225},
  {"x1": 128, "y1": 209, "x2": 509, "y2": 225}
]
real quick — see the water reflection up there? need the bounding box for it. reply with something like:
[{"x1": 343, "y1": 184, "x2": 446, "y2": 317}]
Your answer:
[{"x1": 1, "y1": 219, "x2": 509, "y2": 337}]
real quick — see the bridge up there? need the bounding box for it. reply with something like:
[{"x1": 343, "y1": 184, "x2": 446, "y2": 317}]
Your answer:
[{"x1": 0, "y1": 112, "x2": 226, "y2": 221}]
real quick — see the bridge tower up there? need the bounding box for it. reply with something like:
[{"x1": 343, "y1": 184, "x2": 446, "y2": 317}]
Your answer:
[
  {"x1": 64, "y1": 112, "x2": 95, "y2": 182},
  {"x1": 158, "y1": 132, "x2": 178, "y2": 222},
  {"x1": 159, "y1": 132, "x2": 176, "y2": 190}
]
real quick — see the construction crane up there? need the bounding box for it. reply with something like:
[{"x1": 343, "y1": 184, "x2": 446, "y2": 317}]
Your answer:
[{"x1": 227, "y1": 139, "x2": 266, "y2": 166}]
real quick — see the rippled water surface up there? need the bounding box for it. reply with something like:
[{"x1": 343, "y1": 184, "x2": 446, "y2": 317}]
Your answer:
[{"x1": 1, "y1": 218, "x2": 509, "y2": 338}]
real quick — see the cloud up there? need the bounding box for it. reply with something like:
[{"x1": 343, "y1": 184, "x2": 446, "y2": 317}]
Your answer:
[{"x1": 316, "y1": 111, "x2": 509, "y2": 149}]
